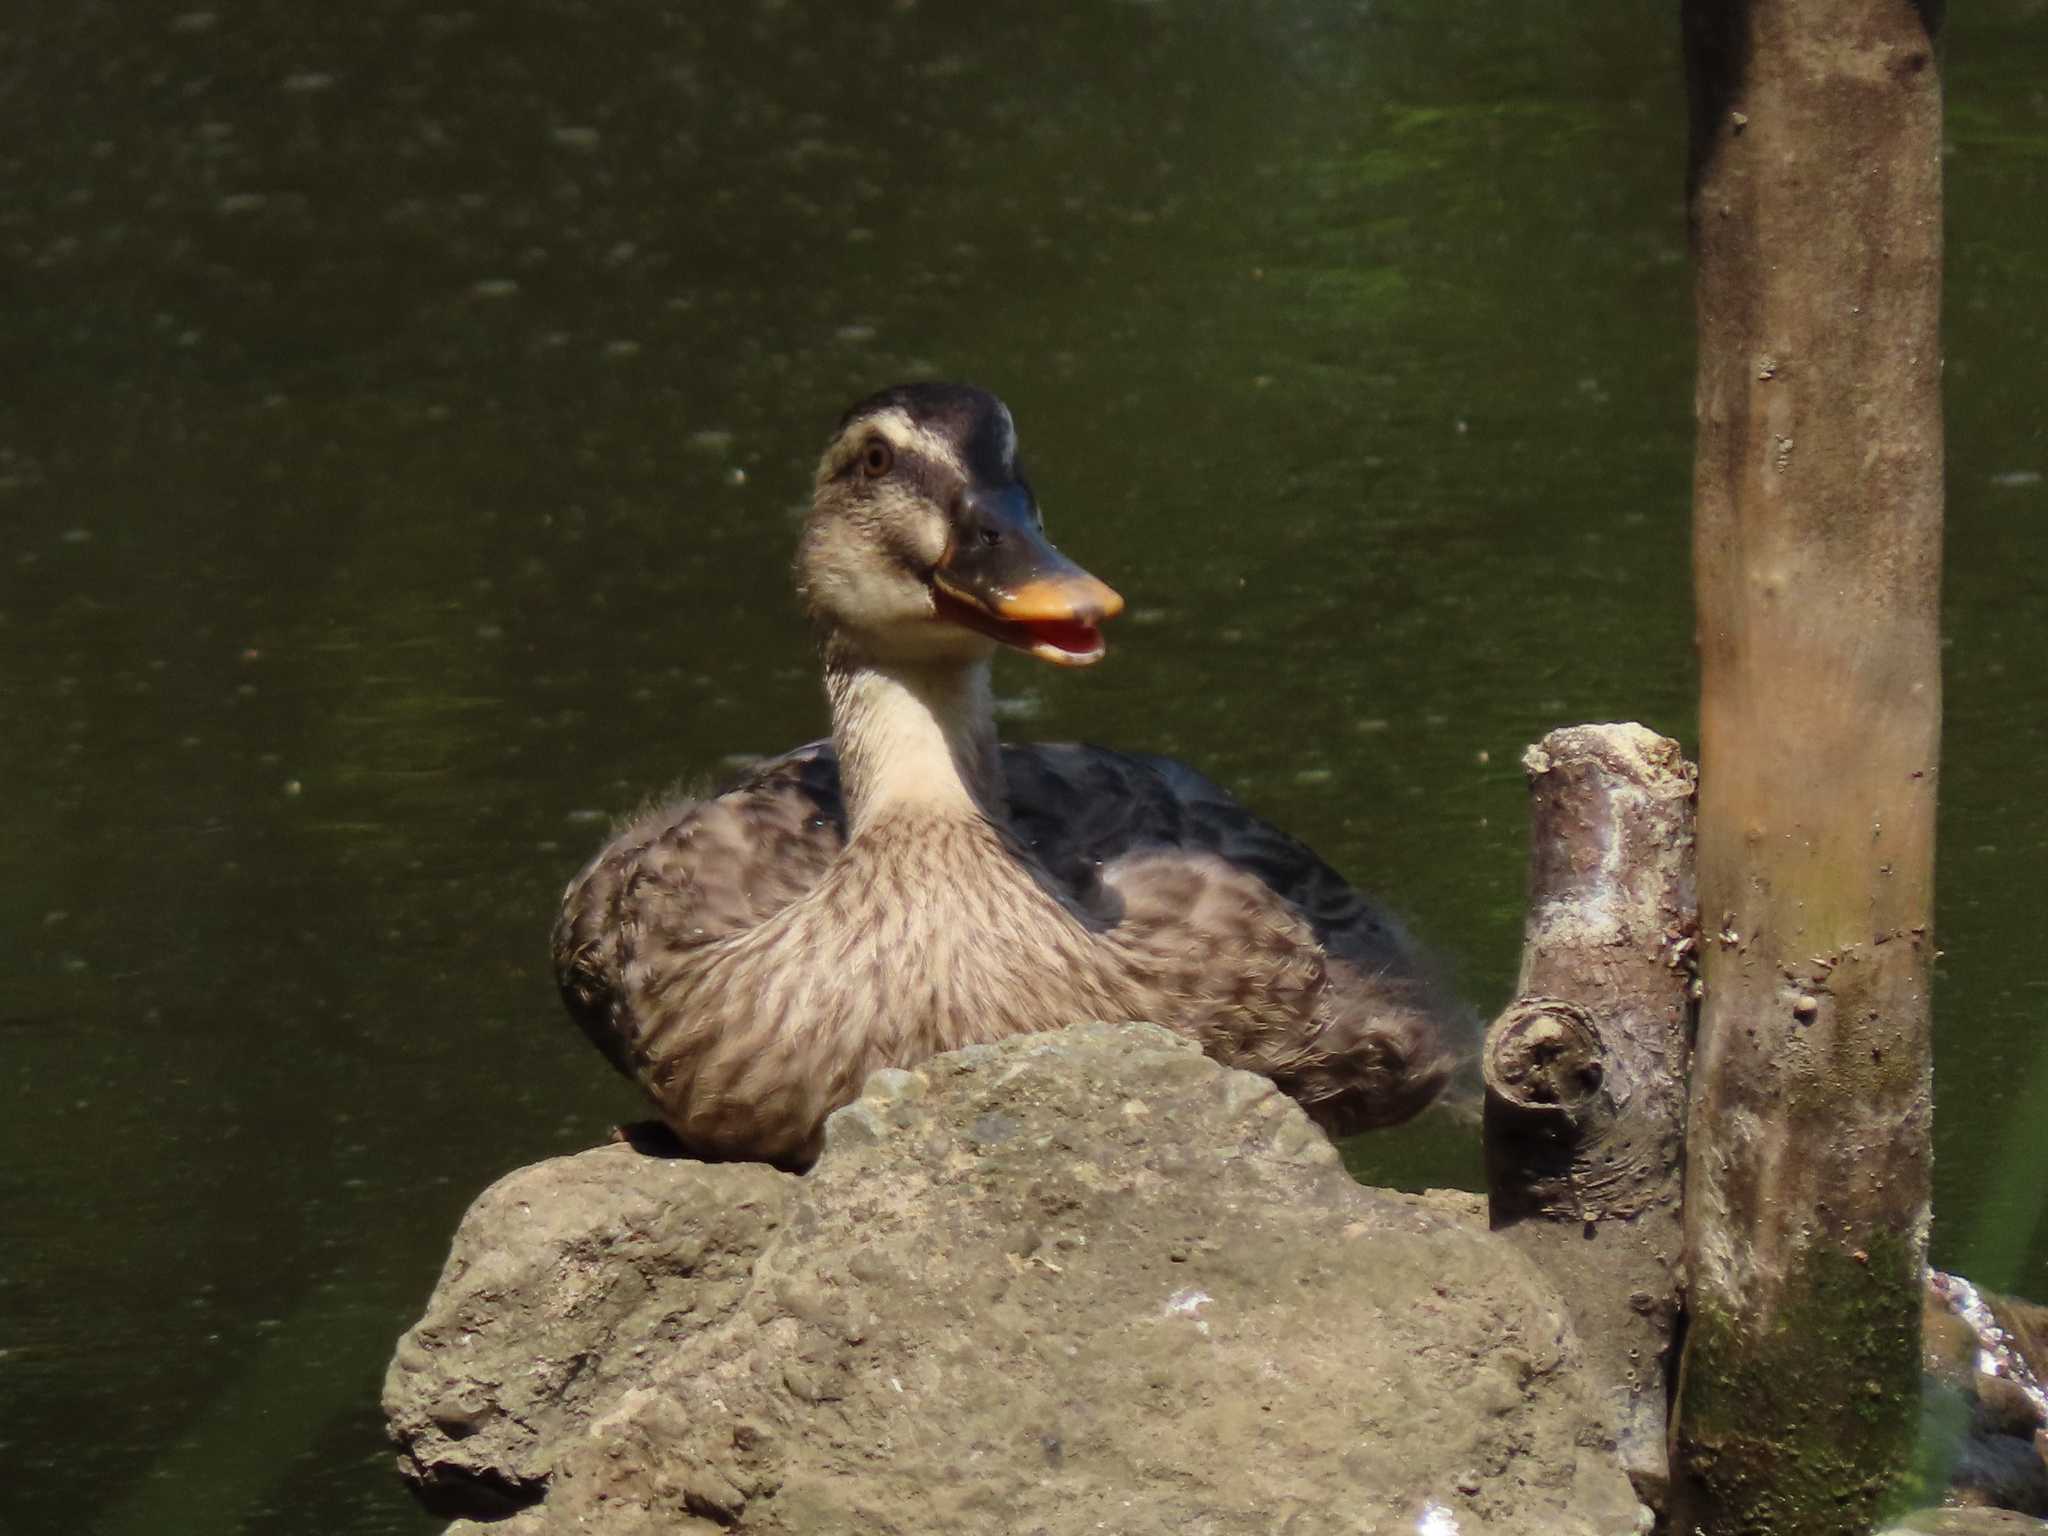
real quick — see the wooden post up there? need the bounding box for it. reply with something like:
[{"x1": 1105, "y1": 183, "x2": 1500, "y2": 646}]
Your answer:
[
  {"x1": 1483, "y1": 723, "x2": 1696, "y2": 1510},
  {"x1": 1670, "y1": 2, "x2": 1945, "y2": 1529}
]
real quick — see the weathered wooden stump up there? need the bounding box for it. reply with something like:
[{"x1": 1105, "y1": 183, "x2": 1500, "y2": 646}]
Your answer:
[{"x1": 1483, "y1": 722, "x2": 1697, "y2": 1508}]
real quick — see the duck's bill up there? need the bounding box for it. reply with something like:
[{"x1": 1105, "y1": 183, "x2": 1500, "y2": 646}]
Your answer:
[
  {"x1": 931, "y1": 552, "x2": 1123, "y2": 666},
  {"x1": 931, "y1": 574, "x2": 1119, "y2": 665},
  {"x1": 931, "y1": 495, "x2": 1123, "y2": 666}
]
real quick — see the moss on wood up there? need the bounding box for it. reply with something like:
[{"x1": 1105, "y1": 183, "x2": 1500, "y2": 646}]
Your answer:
[{"x1": 1675, "y1": 1228, "x2": 1932, "y2": 1532}]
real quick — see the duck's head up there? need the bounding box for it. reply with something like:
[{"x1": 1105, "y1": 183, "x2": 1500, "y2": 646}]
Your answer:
[{"x1": 798, "y1": 383, "x2": 1124, "y2": 670}]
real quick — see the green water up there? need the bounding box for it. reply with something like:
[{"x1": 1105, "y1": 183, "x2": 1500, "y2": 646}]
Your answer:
[{"x1": 1, "y1": 4, "x2": 2042, "y2": 1532}]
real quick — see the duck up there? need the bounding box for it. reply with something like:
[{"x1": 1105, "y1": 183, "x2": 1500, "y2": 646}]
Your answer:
[{"x1": 553, "y1": 382, "x2": 1460, "y2": 1168}]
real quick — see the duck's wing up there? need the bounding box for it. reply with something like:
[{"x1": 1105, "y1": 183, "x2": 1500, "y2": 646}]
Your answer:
[
  {"x1": 551, "y1": 742, "x2": 844, "y2": 1077},
  {"x1": 999, "y1": 742, "x2": 1422, "y2": 981},
  {"x1": 1002, "y1": 742, "x2": 1462, "y2": 1132}
]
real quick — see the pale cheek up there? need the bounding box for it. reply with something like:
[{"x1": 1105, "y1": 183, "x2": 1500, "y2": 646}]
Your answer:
[
  {"x1": 822, "y1": 553, "x2": 930, "y2": 632},
  {"x1": 880, "y1": 494, "x2": 949, "y2": 572}
]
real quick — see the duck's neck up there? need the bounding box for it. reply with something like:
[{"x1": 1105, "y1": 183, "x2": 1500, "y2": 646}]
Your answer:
[{"x1": 824, "y1": 650, "x2": 1003, "y2": 834}]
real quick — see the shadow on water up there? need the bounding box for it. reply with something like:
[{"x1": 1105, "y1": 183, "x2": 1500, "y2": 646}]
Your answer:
[{"x1": 1, "y1": 2, "x2": 2045, "y2": 1532}]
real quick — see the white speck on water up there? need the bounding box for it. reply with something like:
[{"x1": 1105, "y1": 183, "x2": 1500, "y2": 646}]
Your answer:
[
  {"x1": 281, "y1": 72, "x2": 335, "y2": 94},
  {"x1": 551, "y1": 125, "x2": 601, "y2": 151},
  {"x1": 60, "y1": 527, "x2": 93, "y2": 545},
  {"x1": 835, "y1": 322, "x2": 878, "y2": 345},
  {"x1": 471, "y1": 278, "x2": 520, "y2": 299},
  {"x1": 688, "y1": 429, "x2": 736, "y2": 455},
  {"x1": 566, "y1": 808, "x2": 608, "y2": 825},
  {"x1": 217, "y1": 193, "x2": 267, "y2": 215},
  {"x1": 1162, "y1": 1287, "x2": 1210, "y2": 1318},
  {"x1": 602, "y1": 339, "x2": 641, "y2": 360},
  {"x1": 1416, "y1": 1501, "x2": 1462, "y2": 1536},
  {"x1": 1294, "y1": 767, "x2": 1333, "y2": 786},
  {"x1": 723, "y1": 467, "x2": 748, "y2": 487},
  {"x1": 1990, "y1": 469, "x2": 2042, "y2": 488},
  {"x1": 991, "y1": 692, "x2": 1043, "y2": 722}
]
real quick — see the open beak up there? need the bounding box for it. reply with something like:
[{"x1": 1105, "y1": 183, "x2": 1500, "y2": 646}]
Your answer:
[{"x1": 929, "y1": 483, "x2": 1124, "y2": 667}]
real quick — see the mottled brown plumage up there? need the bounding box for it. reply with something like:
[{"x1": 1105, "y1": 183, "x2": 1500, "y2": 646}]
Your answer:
[{"x1": 554, "y1": 384, "x2": 1459, "y2": 1166}]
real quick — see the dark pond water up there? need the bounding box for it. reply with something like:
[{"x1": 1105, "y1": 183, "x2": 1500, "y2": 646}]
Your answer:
[{"x1": 3, "y1": 3, "x2": 2044, "y2": 1532}]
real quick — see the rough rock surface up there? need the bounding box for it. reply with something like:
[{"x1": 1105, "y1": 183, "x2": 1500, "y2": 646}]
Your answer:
[
  {"x1": 385, "y1": 1023, "x2": 1646, "y2": 1535},
  {"x1": 1924, "y1": 1280, "x2": 2048, "y2": 1515}
]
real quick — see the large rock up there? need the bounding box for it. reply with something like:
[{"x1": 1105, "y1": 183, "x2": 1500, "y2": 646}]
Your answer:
[{"x1": 385, "y1": 1023, "x2": 1647, "y2": 1535}]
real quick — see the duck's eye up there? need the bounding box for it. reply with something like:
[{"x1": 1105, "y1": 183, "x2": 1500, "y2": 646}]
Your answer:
[{"x1": 860, "y1": 438, "x2": 893, "y2": 478}]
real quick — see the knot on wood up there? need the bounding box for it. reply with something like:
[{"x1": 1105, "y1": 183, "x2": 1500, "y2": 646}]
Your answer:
[{"x1": 1484, "y1": 997, "x2": 1605, "y2": 1117}]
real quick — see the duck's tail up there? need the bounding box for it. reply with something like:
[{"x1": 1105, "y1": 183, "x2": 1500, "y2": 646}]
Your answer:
[{"x1": 551, "y1": 798, "x2": 697, "y2": 1081}]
